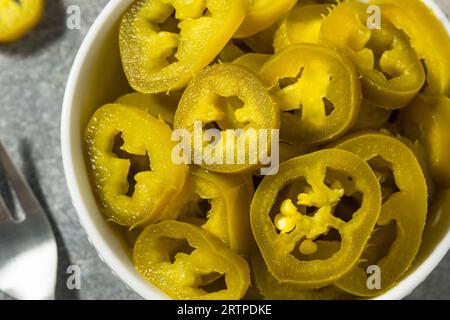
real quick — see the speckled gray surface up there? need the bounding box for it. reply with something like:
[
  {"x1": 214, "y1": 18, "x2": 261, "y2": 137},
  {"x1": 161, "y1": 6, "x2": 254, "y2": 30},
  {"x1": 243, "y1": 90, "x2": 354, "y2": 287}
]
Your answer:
[{"x1": 0, "y1": 0, "x2": 449, "y2": 300}]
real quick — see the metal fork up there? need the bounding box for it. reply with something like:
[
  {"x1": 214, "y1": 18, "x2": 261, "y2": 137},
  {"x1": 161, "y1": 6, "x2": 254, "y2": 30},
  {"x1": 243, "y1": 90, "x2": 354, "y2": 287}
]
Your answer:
[{"x1": 0, "y1": 141, "x2": 57, "y2": 300}]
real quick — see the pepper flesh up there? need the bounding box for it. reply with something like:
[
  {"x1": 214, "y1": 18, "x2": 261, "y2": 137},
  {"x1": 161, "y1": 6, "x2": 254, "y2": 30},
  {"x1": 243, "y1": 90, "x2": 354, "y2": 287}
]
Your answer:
[
  {"x1": 116, "y1": 92, "x2": 181, "y2": 127},
  {"x1": 320, "y1": 1, "x2": 425, "y2": 109},
  {"x1": 350, "y1": 100, "x2": 391, "y2": 133},
  {"x1": 250, "y1": 149, "x2": 381, "y2": 288},
  {"x1": 173, "y1": 167, "x2": 254, "y2": 256},
  {"x1": 274, "y1": 4, "x2": 332, "y2": 52},
  {"x1": 241, "y1": 23, "x2": 278, "y2": 54},
  {"x1": 260, "y1": 44, "x2": 361, "y2": 144},
  {"x1": 394, "y1": 134, "x2": 436, "y2": 200},
  {"x1": 85, "y1": 104, "x2": 188, "y2": 227},
  {"x1": 371, "y1": 0, "x2": 450, "y2": 96},
  {"x1": 0, "y1": 0, "x2": 43, "y2": 43},
  {"x1": 218, "y1": 41, "x2": 246, "y2": 63},
  {"x1": 174, "y1": 63, "x2": 280, "y2": 174},
  {"x1": 119, "y1": 0, "x2": 246, "y2": 94},
  {"x1": 234, "y1": 0, "x2": 298, "y2": 38},
  {"x1": 251, "y1": 253, "x2": 349, "y2": 300},
  {"x1": 400, "y1": 96, "x2": 450, "y2": 187},
  {"x1": 233, "y1": 53, "x2": 270, "y2": 73},
  {"x1": 134, "y1": 221, "x2": 250, "y2": 300},
  {"x1": 279, "y1": 141, "x2": 315, "y2": 164},
  {"x1": 332, "y1": 133, "x2": 427, "y2": 296}
]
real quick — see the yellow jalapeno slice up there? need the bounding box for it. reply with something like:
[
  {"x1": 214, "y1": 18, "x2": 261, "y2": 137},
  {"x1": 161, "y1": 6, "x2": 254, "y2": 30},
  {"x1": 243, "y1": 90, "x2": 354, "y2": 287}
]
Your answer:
[
  {"x1": 350, "y1": 100, "x2": 392, "y2": 133},
  {"x1": 0, "y1": 0, "x2": 43, "y2": 43},
  {"x1": 85, "y1": 103, "x2": 188, "y2": 227},
  {"x1": 274, "y1": 4, "x2": 332, "y2": 51},
  {"x1": 119, "y1": 0, "x2": 246, "y2": 93},
  {"x1": 332, "y1": 133, "x2": 427, "y2": 296},
  {"x1": 252, "y1": 252, "x2": 350, "y2": 300},
  {"x1": 172, "y1": 166, "x2": 254, "y2": 256},
  {"x1": 371, "y1": 0, "x2": 450, "y2": 96},
  {"x1": 320, "y1": 1, "x2": 426, "y2": 110},
  {"x1": 234, "y1": 0, "x2": 298, "y2": 38},
  {"x1": 115, "y1": 91, "x2": 181, "y2": 127},
  {"x1": 400, "y1": 95, "x2": 450, "y2": 187},
  {"x1": 232, "y1": 53, "x2": 270, "y2": 73},
  {"x1": 260, "y1": 44, "x2": 361, "y2": 145},
  {"x1": 174, "y1": 63, "x2": 280, "y2": 174},
  {"x1": 134, "y1": 221, "x2": 250, "y2": 300},
  {"x1": 250, "y1": 149, "x2": 382, "y2": 288}
]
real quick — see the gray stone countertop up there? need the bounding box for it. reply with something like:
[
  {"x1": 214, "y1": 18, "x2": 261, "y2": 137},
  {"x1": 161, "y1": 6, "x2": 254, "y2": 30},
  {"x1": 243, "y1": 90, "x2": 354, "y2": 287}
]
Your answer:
[{"x1": 0, "y1": 0, "x2": 449, "y2": 300}]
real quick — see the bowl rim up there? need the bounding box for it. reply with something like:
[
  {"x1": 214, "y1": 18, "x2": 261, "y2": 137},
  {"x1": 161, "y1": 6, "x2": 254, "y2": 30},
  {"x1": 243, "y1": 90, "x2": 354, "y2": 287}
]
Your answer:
[
  {"x1": 61, "y1": 0, "x2": 450, "y2": 300},
  {"x1": 61, "y1": 0, "x2": 168, "y2": 300}
]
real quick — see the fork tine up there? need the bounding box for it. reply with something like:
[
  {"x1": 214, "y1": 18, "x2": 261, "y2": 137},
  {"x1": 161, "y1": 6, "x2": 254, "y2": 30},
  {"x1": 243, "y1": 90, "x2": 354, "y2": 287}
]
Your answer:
[
  {"x1": 0, "y1": 141, "x2": 45, "y2": 218},
  {"x1": 0, "y1": 141, "x2": 57, "y2": 300},
  {"x1": 0, "y1": 194, "x2": 14, "y2": 224}
]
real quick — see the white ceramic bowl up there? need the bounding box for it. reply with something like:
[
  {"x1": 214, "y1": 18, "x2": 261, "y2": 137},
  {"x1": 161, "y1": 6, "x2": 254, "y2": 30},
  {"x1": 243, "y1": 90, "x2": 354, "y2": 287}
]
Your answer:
[{"x1": 61, "y1": 0, "x2": 450, "y2": 300}]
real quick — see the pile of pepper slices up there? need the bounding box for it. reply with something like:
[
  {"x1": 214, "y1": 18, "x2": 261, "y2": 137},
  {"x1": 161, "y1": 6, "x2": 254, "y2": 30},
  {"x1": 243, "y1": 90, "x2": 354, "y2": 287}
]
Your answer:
[{"x1": 85, "y1": 0, "x2": 450, "y2": 299}]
